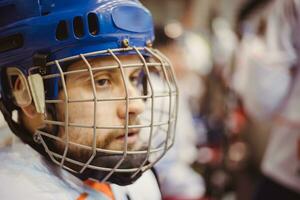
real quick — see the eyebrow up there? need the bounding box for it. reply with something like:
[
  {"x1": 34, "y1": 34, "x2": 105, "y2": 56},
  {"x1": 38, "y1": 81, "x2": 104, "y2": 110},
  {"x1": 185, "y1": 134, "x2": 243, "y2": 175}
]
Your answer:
[
  {"x1": 69, "y1": 61, "x2": 118, "y2": 71},
  {"x1": 67, "y1": 67, "x2": 117, "y2": 83},
  {"x1": 67, "y1": 62, "x2": 118, "y2": 75},
  {"x1": 66, "y1": 59, "x2": 144, "y2": 81}
]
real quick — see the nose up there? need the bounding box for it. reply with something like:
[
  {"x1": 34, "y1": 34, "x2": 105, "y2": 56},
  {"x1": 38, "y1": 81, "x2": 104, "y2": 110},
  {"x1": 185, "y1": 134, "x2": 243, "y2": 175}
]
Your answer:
[{"x1": 117, "y1": 83, "x2": 145, "y2": 120}]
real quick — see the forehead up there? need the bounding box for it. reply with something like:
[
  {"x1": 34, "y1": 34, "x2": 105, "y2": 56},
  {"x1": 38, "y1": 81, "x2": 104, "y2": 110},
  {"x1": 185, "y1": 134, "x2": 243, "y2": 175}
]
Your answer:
[{"x1": 68, "y1": 54, "x2": 144, "y2": 71}]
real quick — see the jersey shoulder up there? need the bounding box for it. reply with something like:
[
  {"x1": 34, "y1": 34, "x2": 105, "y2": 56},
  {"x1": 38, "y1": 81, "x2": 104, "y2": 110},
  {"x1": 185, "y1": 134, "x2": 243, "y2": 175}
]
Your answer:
[{"x1": 0, "y1": 146, "x2": 76, "y2": 200}]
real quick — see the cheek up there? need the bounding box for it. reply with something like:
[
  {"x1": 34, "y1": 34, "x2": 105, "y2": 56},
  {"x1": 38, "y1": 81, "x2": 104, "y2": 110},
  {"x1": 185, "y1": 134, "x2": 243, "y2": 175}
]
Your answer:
[
  {"x1": 64, "y1": 127, "x2": 109, "y2": 145},
  {"x1": 68, "y1": 102, "x2": 94, "y2": 124},
  {"x1": 56, "y1": 83, "x2": 122, "y2": 147},
  {"x1": 58, "y1": 102, "x2": 119, "y2": 145},
  {"x1": 64, "y1": 84, "x2": 120, "y2": 125},
  {"x1": 95, "y1": 101, "x2": 119, "y2": 126},
  {"x1": 66, "y1": 101, "x2": 119, "y2": 126}
]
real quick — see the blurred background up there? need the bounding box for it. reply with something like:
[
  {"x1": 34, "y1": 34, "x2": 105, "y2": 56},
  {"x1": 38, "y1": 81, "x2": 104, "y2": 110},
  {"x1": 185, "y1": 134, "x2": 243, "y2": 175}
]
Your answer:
[
  {"x1": 141, "y1": 0, "x2": 300, "y2": 200},
  {"x1": 1, "y1": 0, "x2": 300, "y2": 199}
]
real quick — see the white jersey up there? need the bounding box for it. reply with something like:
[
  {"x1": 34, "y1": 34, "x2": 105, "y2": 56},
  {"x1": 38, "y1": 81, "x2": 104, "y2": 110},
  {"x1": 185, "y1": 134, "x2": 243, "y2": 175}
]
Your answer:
[
  {"x1": 0, "y1": 138, "x2": 161, "y2": 200},
  {"x1": 261, "y1": 67, "x2": 300, "y2": 192}
]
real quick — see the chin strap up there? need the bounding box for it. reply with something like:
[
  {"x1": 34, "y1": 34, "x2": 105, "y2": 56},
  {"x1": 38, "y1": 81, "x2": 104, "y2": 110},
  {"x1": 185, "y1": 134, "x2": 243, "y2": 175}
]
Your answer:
[{"x1": 73, "y1": 160, "x2": 145, "y2": 186}]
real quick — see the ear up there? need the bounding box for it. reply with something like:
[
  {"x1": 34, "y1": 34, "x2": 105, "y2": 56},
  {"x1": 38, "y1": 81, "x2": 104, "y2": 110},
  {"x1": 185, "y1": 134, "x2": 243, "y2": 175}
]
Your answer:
[
  {"x1": 7, "y1": 68, "x2": 37, "y2": 118},
  {"x1": 21, "y1": 103, "x2": 39, "y2": 119}
]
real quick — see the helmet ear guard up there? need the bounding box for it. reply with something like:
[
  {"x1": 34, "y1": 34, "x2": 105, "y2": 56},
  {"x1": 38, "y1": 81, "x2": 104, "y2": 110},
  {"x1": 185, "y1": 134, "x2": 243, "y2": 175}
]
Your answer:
[
  {"x1": 28, "y1": 74, "x2": 45, "y2": 114},
  {"x1": 6, "y1": 67, "x2": 46, "y2": 114}
]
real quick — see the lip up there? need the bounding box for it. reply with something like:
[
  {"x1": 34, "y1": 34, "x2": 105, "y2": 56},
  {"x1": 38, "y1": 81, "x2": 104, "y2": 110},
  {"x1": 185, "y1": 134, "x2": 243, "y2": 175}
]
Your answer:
[{"x1": 115, "y1": 129, "x2": 140, "y2": 144}]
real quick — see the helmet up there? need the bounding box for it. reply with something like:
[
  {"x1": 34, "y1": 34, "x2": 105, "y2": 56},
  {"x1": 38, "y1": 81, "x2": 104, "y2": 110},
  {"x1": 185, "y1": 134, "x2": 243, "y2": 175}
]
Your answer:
[{"x1": 0, "y1": 0, "x2": 178, "y2": 185}]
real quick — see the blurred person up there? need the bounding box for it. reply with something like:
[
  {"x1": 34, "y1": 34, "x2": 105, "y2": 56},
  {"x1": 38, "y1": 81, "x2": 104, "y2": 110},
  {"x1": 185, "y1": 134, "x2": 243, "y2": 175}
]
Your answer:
[
  {"x1": 211, "y1": 16, "x2": 239, "y2": 84},
  {"x1": 233, "y1": 0, "x2": 300, "y2": 199},
  {"x1": 153, "y1": 24, "x2": 207, "y2": 200},
  {"x1": 0, "y1": 0, "x2": 179, "y2": 199}
]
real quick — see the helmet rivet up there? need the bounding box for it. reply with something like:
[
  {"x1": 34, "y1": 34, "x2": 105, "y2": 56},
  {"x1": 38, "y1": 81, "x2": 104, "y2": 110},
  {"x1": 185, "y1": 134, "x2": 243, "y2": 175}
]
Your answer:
[
  {"x1": 122, "y1": 39, "x2": 130, "y2": 47},
  {"x1": 39, "y1": 67, "x2": 47, "y2": 75},
  {"x1": 33, "y1": 133, "x2": 42, "y2": 144},
  {"x1": 146, "y1": 40, "x2": 153, "y2": 47}
]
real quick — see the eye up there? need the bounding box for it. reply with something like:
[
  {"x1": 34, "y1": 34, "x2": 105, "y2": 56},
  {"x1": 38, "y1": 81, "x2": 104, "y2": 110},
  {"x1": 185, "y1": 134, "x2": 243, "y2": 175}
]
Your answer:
[
  {"x1": 96, "y1": 78, "x2": 110, "y2": 88},
  {"x1": 130, "y1": 74, "x2": 139, "y2": 86}
]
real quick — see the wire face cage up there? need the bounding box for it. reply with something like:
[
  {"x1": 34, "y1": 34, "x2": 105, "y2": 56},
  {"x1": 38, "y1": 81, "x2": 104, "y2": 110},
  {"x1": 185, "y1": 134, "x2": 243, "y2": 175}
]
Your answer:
[{"x1": 29, "y1": 47, "x2": 178, "y2": 182}]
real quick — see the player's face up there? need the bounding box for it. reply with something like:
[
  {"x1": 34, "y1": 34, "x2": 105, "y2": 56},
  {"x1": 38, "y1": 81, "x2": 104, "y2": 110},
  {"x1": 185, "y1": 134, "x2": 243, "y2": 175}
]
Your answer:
[{"x1": 55, "y1": 55, "x2": 146, "y2": 154}]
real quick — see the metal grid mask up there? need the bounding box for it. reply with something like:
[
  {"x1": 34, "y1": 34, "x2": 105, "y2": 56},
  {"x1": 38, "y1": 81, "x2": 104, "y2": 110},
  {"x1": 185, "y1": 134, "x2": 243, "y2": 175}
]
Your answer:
[{"x1": 28, "y1": 47, "x2": 178, "y2": 184}]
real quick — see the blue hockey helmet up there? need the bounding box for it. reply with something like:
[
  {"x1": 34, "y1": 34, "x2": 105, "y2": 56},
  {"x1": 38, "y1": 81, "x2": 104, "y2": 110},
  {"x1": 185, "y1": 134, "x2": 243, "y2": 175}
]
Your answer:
[{"x1": 0, "y1": 0, "x2": 155, "y2": 99}]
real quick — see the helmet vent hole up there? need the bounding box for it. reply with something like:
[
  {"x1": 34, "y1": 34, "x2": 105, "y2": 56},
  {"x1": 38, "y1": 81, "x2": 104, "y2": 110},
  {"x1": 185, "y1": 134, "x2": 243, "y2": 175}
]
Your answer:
[
  {"x1": 42, "y1": 11, "x2": 51, "y2": 16},
  {"x1": 73, "y1": 16, "x2": 84, "y2": 38},
  {"x1": 0, "y1": 34, "x2": 23, "y2": 53},
  {"x1": 56, "y1": 20, "x2": 69, "y2": 41},
  {"x1": 88, "y1": 13, "x2": 99, "y2": 35}
]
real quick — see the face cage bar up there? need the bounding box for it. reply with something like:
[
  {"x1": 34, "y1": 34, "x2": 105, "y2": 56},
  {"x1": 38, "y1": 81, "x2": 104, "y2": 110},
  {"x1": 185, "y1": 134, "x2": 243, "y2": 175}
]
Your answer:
[{"x1": 30, "y1": 47, "x2": 179, "y2": 182}]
